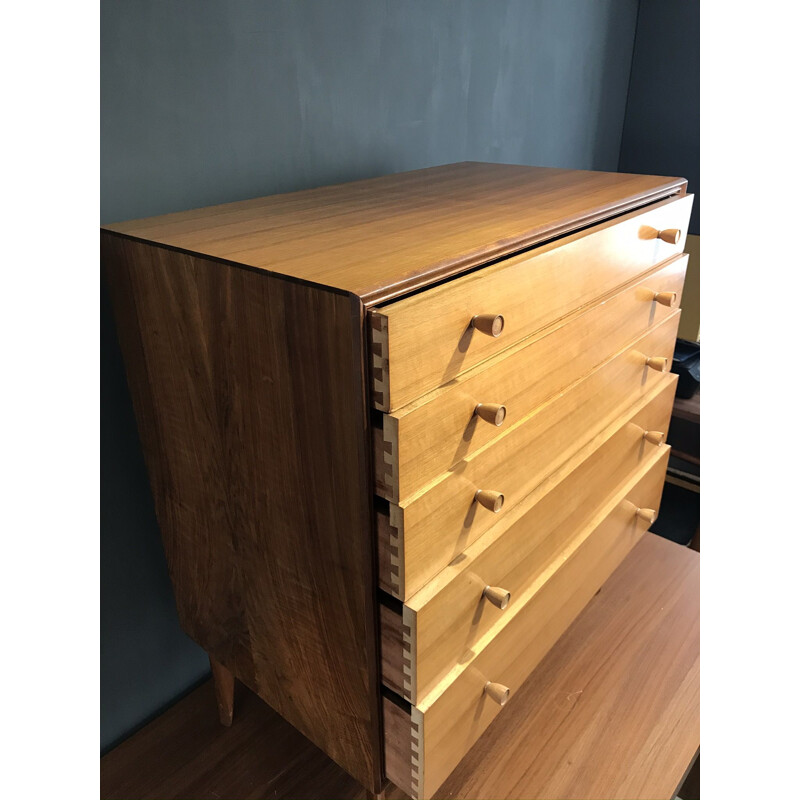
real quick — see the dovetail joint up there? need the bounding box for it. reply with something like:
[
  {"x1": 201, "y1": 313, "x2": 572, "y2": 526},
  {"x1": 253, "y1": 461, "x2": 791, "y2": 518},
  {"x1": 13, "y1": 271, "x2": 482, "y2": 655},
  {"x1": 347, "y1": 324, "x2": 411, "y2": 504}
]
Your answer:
[
  {"x1": 409, "y1": 710, "x2": 423, "y2": 798},
  {"x1": 401, "y1": 605, "x2": 416, "y2": 702},
  {"x1": 370, "y1": 312, "x2": 390, "y2": 411},
  {"x1": 388, "y1": 504, "x2": 404, "y2": 598}
]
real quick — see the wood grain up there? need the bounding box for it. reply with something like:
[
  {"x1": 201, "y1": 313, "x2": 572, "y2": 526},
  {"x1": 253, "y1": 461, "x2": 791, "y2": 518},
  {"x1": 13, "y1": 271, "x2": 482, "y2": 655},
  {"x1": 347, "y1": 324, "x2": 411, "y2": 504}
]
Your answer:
[
  {"x1": 375, "y1": 255, "x2": 688, "y2": 502},
  {"x1": 370, "y1": 193, "x2": 692, "y2": 411},
  {"x1": 209, "y1": 656, "x2": 235, "y2": 727},
  {"x1": 436, "y1": 532, "x2": 699, "y2": 800},
  {"x1": 381, "y1": 376, "x2": 677, "y2": 704},
  {"x1": 100, "y1": 533, "x2": 698, "y2": 800},
  {"x1": 384, "y1": 314, "x2": 680, "y2": 600},
  {"x1": 380, "y1": 604, "x2": 416, "y2": 701},
  {"x1": 101, "y1": 233, "x2": 382, "y2": 792},
  {"x1": 102, "y1": 162, "x2": 686, "y2": 306},
  {"x1": 387, "y1": 447, "x2": 671, "y2": 799}
]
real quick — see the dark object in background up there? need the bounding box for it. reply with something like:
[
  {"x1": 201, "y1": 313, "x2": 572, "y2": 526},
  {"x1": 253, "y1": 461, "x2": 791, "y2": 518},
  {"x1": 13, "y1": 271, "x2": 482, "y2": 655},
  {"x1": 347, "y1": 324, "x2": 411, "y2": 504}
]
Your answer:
[
  {"x1": 651, "y1": 474, "x2": 699, "y2": 547},
  {"x1": 671, "y1": 338, "x2": 699, "y2": 398}
]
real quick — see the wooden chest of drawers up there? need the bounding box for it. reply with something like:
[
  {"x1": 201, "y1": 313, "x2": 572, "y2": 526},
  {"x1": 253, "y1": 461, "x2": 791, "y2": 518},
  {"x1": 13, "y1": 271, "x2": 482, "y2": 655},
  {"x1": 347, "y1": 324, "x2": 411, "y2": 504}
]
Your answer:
[{"x1": 102, "y1": 162, "x2": 692, "y2": 798}]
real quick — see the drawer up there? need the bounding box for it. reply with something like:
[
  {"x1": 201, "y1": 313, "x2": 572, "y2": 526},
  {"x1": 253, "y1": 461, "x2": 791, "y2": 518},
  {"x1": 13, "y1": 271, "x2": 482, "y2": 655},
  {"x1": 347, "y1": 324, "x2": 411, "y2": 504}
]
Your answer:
[
  {"x1": 381, "y1": 375, "x2": 677, "y2": 704},
  {"x1": 374, "y1": 254, "x2": 688, "y2": 503},
  {"x1": 370, "y1": 193, "x2": 693, "y2": 411},
  {"x1": 383, "y1": 445, "x2": 670, "y2": 800},
  {"x1": 377, "y1": 312, "x2": 680, "y2": 600}
]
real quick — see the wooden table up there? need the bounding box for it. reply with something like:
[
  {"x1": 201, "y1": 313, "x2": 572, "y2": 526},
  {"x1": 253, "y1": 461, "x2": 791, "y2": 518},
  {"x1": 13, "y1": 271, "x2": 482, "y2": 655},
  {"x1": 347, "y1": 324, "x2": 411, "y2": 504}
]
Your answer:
[{"x1": 101, "y1": 533, "x2": 699, "y2": 800}]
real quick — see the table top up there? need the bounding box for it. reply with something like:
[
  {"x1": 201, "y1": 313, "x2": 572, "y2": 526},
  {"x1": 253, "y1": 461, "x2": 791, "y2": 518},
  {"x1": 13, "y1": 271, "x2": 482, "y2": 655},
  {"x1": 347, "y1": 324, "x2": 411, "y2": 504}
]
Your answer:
[
  {"x1": 102, "y1": 162, "x2": 685, "y2": 305},
  {"x1": 101, "y1": 532, "x2": 699, "y2": 800}
]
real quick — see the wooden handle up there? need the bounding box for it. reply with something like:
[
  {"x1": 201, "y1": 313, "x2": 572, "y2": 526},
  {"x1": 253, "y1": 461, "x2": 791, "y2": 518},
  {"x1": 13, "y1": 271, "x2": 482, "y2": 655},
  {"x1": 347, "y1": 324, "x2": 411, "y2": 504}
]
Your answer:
[
  {"x1": 636, "y1": 507, "x2": 658, "y2": 524},
  {"x1": 483, "y1": 585, "x2": 511, "y2": 610},
  {"x1": 471, "y1": 314, "x2": 505, "y2": 337},
  {"x1": 645, "y1": 356, "x2": 669, "y2": 373},
  {"x1": 485, "y1": 682, "x2": 511, "y2": 706},
  {"x1": 475, "y1": 489, "x2": 504, "y2": 513},
  {"x1": 652, "y1": 290, "x2": 678, "y2": 308},
  {"x1": 475, "y1": 403, "x2": 507, "y2": 426},
  {"x1": 642, "y1": 430, "x2": 665, "y2": 445},
  {"x1": 657, "y1": 228, "x2": 682, "y2": 245}
]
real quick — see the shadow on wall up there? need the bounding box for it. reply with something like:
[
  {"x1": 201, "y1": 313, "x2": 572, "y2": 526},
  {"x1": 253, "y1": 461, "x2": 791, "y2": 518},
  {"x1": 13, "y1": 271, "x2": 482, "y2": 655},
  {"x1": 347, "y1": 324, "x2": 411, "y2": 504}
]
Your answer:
[{"x1": 101, "y1": 282, "x2": 209, "y2": 753}]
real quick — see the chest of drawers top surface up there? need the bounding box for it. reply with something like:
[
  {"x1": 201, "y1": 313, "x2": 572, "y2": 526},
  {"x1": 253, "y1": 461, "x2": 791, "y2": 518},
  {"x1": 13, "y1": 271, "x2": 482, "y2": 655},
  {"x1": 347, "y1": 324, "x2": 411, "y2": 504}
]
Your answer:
[{"x1": 102, "y1": 161, "x2": 685, "y2": 305}]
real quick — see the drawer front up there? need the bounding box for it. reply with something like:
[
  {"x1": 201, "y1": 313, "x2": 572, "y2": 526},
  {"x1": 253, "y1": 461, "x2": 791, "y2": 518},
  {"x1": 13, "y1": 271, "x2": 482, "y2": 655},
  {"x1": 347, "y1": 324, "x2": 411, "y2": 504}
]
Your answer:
[
  {"x1": 378, "y1": 312, "x2": 680, "y2": 600},
  {"x1": 375, "y1": 254, "x2": 688, "y2": 503},
  {"x1": 384, "y1": 446, "x2": 670, "y2": 800},
  {"x1": 381, "y1": 375, "x2": 677, "y2": 704},
  {"x1": 370, "y1": 193, "x2": 693, "y2": 411}
]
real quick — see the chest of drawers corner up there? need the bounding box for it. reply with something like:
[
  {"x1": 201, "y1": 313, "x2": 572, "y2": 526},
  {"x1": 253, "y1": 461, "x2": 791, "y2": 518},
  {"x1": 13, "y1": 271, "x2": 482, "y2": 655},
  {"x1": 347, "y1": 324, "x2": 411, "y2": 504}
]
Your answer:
[{"x1": 102, "y1": 162, "x2": 693, "y2": 799}]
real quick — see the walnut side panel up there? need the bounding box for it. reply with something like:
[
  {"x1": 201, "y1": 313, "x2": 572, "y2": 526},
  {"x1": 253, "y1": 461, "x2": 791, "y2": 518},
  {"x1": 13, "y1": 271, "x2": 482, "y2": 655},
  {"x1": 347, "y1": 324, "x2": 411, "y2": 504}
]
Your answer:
[{"x1": 101, "y1": 233, "x2": 382, "y2": 792}]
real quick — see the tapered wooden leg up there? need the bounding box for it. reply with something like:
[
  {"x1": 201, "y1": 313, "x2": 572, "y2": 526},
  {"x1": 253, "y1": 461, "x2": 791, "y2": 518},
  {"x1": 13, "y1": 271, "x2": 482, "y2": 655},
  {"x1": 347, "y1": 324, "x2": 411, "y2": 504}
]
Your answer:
[{"x1": 209, "y1": 656, "x2": 235, "y2": 727}]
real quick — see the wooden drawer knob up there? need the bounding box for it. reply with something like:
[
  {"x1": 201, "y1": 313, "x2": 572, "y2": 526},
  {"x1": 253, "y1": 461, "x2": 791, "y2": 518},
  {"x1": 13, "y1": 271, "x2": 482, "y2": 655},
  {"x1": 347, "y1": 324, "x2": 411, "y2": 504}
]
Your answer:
[
  {"x1": 643, "y1": 430, "x2": 665, "y2": 445},
  {"x1": 475, "y1": 489, "x2": 504, "y2": 512},
  {"x1": 475, "y1": 403, "x2": 507, "y2": 426},
  {"x1": 652, "y1": 290, "x2": 678, "y2": 308},
  {"x1": 471, "y1": 314, "x2": 505, "y2": 337},
  {"x1": 645, "y1": 356, "x2": 669, "y2": 373},
  {"x1": 483, "y1": 585, "x2": 511, "y2": 610},
  {"x1": 485, "y1": 682, "x2": 511, "y2": 706},
  {"x1": 636, "y1": 507, "x2": 658, "y2": 524},
  {"x1": 657, "y1": 228, "x2": 682, "y2": 245}
]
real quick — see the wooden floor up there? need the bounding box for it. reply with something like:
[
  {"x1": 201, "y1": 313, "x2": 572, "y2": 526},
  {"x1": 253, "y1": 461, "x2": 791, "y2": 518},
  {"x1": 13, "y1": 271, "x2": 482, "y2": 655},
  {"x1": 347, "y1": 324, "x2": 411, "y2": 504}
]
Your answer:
[{"x1": 101, "y1": 533, "x2": 699, "y2": 800}]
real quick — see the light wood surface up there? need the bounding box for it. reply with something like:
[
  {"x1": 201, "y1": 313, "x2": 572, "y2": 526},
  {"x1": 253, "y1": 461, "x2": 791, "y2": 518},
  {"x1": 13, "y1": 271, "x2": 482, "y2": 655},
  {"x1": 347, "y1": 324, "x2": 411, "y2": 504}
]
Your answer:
[
  {"x1": 474, "y1": 489, "x2": 504, "y2": 512},
  {"x1": 646, "y1": 355, "x2": 669, "y2": 372},
  {"x1": 636, "y1": 507, "x2": 659, "y2": 523},
  {"x1": 385, "y1": 448, "x2": 671, "y2": 798},
  {"x1": 380, "y1": 377, "x2": 677, "y2": 704},
  {"x1": 484, "y1": 683, "x2": 510, "y2": 706},
  {"x1": 100, "y1": 533, "x2": 698, "y2": 800},
  {"x1": 470, "y1": 314, "x2": 505, "y2": 337},
  {"x1": 474, "y1": 403, "x2": 507, "y2": 426},
  {"x1": 380, "y1": 315, "x2": 679, "y2": 600},
  {"x1": 102, "y1": 162, "x2": 686, "y2": 306},
  {"x1": 369, "y1": 193, "x2": 692, "y2": 411},
  {"x1": 435, "y1": 532, "x2": 699, "y2": 800},
  {"x1": 103, "y1": 163, "x2": 692, "y2": 798},
  {"x1": 101, "y1": 234, "x2": 382, "y2": 791},
  {"x1": 657, "y1": 228, "x2": 682, "y2": 244},
  {"x1": 374, "y1": 256, "x2": 687, "y2": 503},
  {"x1": 653, "y1": 290, "x2": 678, "y2": 307},
  {"x1": 482, "y1": 586, "x2": 511, "y2": 610}
]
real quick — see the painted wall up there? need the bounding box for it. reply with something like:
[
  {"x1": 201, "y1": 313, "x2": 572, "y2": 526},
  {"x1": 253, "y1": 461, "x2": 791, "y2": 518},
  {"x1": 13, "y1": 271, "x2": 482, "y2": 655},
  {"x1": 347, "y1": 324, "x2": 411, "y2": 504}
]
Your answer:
[
  {"x1": 618, "y1": 0, "x2": 700, "y2": 340},
  {"x1": 101, "y1": 0, "x2": 641, "y2": 751},
  {"x1": 618, "y1": 0, "x2": 700, "y2": 234}
]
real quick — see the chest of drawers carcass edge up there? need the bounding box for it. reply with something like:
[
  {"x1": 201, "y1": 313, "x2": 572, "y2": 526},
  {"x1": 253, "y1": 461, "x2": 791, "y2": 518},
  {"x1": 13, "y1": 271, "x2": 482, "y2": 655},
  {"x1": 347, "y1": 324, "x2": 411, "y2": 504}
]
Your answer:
[{"x1": 101, "y1": 162, "x2": 693, "y2": 798}]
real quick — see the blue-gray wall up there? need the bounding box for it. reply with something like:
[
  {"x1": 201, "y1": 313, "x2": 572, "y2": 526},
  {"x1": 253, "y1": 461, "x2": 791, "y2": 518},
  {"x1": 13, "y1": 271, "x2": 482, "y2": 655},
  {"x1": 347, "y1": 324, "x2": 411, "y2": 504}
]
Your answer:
[
  {"x1": 618, "y1": 0, "x2": 700, "y2": 234},
  {"x1": 101, "y1": 0, "x2": 642, "y2": 752}
]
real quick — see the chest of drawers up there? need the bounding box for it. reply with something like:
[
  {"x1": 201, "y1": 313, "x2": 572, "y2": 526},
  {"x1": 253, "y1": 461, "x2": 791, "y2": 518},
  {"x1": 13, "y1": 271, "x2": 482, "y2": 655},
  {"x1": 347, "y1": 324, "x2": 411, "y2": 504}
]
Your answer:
[{"x1": 102, "y1": 162, "x2": 692, "y2": 798}]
